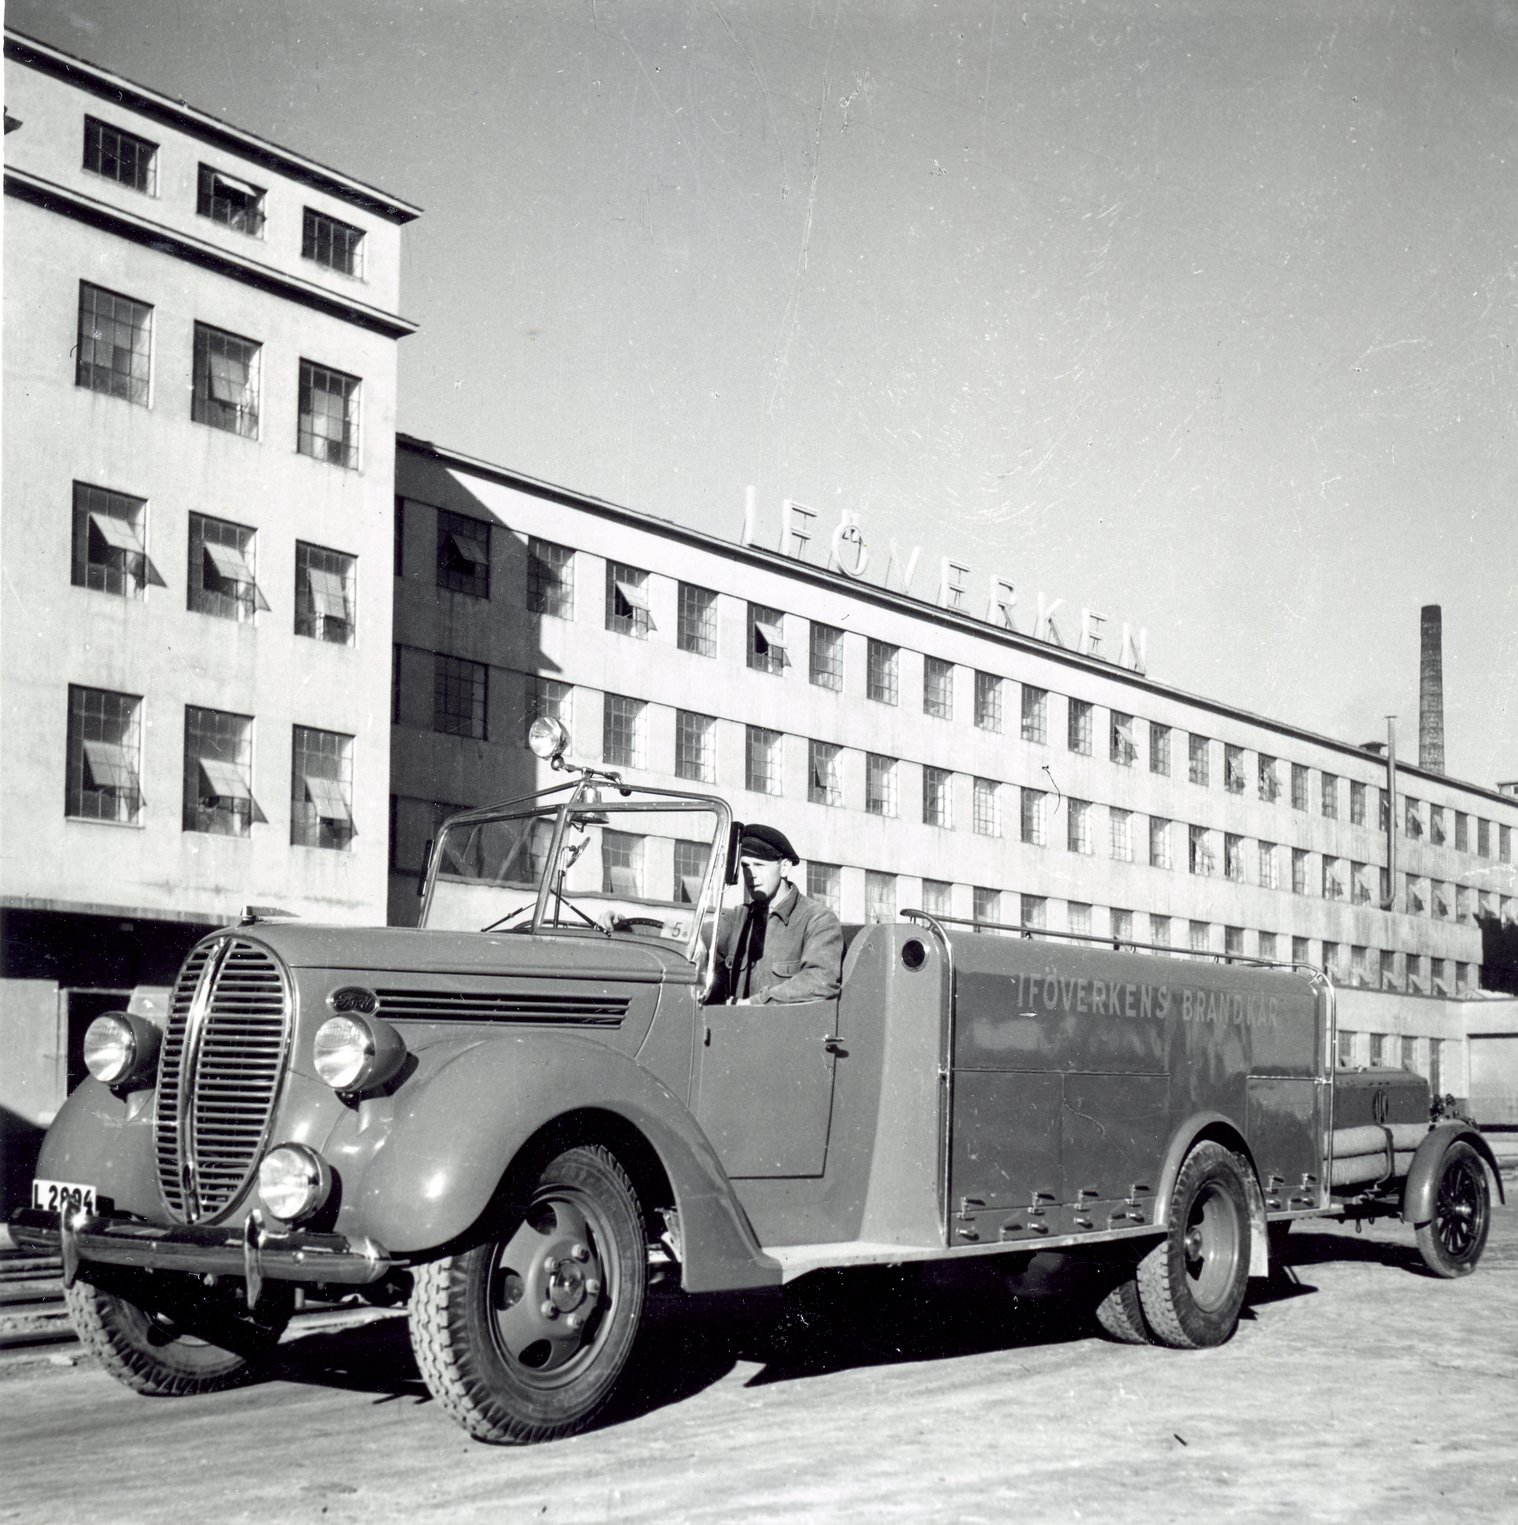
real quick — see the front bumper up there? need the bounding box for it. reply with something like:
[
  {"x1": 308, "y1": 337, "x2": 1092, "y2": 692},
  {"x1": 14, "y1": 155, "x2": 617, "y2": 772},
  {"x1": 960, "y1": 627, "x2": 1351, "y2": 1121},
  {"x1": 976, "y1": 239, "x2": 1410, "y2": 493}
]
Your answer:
[{"x1": 9, "y1": 1206, "x2": 395, "y2": 1308}]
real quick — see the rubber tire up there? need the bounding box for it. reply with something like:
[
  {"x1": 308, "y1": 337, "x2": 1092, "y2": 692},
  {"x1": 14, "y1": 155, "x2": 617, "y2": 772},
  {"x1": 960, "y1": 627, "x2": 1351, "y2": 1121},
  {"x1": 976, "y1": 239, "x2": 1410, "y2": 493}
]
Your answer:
[
  {"x1": 1415, "y1": 1142, "x2": 1491, "y2": 1279},
  {"x1": 65, "y1": 1276, "x2": 280, "y2": 1396},
  {"x1": 410, "y1": 1144, "x2": 646, "y2": 1445},
  {"x1": 1137, "y1": 1142, "x2": 1252, "y2": 1350},
  {"x1": 1094, "y1": 1275, "x2": 1151, "y2": 1345}
]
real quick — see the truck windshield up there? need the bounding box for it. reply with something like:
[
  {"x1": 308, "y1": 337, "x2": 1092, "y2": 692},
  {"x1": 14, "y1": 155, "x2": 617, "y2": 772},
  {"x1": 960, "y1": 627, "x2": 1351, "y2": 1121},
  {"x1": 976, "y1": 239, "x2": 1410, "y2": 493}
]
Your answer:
[{"x1": 422, "y1": 793, "x2": 725, "y2": 951}]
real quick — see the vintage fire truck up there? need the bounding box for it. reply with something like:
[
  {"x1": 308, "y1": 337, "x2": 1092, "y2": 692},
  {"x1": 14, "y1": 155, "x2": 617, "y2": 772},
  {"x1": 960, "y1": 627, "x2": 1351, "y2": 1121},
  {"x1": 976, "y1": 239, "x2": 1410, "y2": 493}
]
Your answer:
[{"x1": 12, "y1": 721, "x2": 1503, "y2": 1444}]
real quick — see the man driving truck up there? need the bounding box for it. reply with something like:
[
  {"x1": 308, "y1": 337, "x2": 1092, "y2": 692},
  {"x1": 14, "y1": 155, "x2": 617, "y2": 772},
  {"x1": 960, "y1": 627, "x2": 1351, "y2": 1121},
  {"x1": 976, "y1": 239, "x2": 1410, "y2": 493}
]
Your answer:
[{"x1": 711, "y1": 824, "x2": 844, "y2": 1005}]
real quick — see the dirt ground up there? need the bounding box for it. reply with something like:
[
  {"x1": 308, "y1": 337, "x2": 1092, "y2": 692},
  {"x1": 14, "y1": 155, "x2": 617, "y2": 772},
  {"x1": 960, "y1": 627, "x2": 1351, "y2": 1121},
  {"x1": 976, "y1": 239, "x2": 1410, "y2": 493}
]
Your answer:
[{"x1": 4, "y1": 1203, "x2": 1516, "y2": 1525}]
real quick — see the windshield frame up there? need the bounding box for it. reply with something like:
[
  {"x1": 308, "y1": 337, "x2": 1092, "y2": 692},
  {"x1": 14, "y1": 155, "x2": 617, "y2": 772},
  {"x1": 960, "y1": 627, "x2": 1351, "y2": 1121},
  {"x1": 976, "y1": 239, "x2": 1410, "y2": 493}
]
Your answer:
[{"x1": 419, "y1": 774, "x2": 734, "y2": 965}]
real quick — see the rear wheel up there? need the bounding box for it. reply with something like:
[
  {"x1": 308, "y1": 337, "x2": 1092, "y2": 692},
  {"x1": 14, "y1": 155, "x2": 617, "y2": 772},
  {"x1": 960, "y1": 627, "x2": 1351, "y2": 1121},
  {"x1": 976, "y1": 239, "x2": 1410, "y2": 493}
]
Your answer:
[
  {"x1": 410, "y1": 1144, "x2": 647, "y2": 1444},
  {"x1": 1093, "y1": 1275, "x2": 1150, "y2": 1345},
  {"x1": 1415, "y1": 1142, "x2": 1491, "y2": 1279},
  {"x1": 1138, "y1": 1142, "x2": 1252, "y2": 1349},
  {"x1": 65, "y1": 1273, "x2": 287, "y2": 1396}
]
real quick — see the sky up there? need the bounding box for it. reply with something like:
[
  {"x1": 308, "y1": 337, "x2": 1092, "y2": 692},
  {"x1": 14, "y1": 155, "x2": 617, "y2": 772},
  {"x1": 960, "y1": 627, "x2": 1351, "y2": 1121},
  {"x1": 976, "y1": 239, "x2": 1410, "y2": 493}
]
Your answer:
[{"x1": 10, "y1": 0, "x2": 1516, "y2": 788}]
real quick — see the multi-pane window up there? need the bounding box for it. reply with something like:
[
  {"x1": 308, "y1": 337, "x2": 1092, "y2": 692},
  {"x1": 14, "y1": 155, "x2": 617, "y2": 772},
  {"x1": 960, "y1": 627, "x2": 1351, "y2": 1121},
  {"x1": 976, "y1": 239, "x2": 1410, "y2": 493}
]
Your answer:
[
  {"x1": 66, "y1": 685, "x2": 142, "y2": 824},
  {"x1": 1224, "y1": 833, "x2": 1243, "y2": 881},
  {"x1": 1503, "y1": 825, "x2": 1513, "y2": 864},
  {"x1": 1189, "y1": 825, "x2": 1213, "y2": 876},
  {"x1": 1349, "y1": 946, "x2": 1368, "y2": 988},
  {"x1": 865, "y1": 871, "x2": 897, "y2": 924},
  {"x1": 1323, "y1": 942, "x2": 1342, "y2": 980},
  {"x1": 1110, "y1": 808, "x2": 1133, "y2": 862},
  {"x1": 1292, "y1": 935, "x2": 1310, "y2": 965},
  {"x1": 1430, "y1": 805, "x2": 1446, "y2": 845},
  {"x1": 76, "y1": 283, "x2": 152, "y2": 404},
  {"x1": 973, "y1": 887, "x2": 1002, "y2": 927},
  {"x1": 525, "y1": 677, "x2": 573, "y2": 745},
  {"x1": 606, "y1": 562, "x2": 654, "y2": 639},
  {"x1": 1291, "y1": 764, "x2": 1309, "y2": 810},
  {"x1": 921, "y1": 879, "x2": 953, "y2": 918},
  {"x1": 189, "y1": 514, "x2": 267, "y2": 622},
  {"x1": 809, "y1": 622, "x2": 844, "y2": 690},
  {"x1": 1406, "y1": 798, "x2": 1424, "y2": 839},
  {"x1": 1457, "y1": 885, "x2": 1473, "y2": 923},
  {"x1": 197, "y1": 164, "x2": 265, "y2": 235},
  {"x1": 1350, "y1": 781, "x2": 1367, "y2": 826},
  {"x1": 183, "y1": 706, "x2": 262, "y2": 836},
  {"x1": 1407, "y1": 873, "x2": 1425, "y2": 913},
  {"x1": 527, "y1": 538, "x2": 574, "y2": 617},
  {"x1": 1433, "y1": 880, "x2": 1449, "y2": 919},
  {"x1": 1021, "y1": 789, "x2": 1047, "y2": 846},
  {"x1": 436, "y1": 510, "x2": 490, "y2": 597},
  {"x1": 923, "y1": 766, "x2": 953, "y2": 828},
  {"x1": 808, "y1": 862, "x2": 843, "y2": 915},
  {"x1": 295, "y1": 542, "x2": 356, "y2": 643},
  {"x1": 1068, "y1": 902, "x2": 1093, "y2": 938},
  {"x1": 1111, "y1": 712, "x2": 1137, "y2": 766},
  {"x1": 1149, "y1": 816, "x2": 1171, "y2": 869},
  {"x1": 1432, "y1": 958, "x2": 1448, "y2": 996},
  {"x1": 1455, "y1": 963, "x2": 1470, "y2": 993},
  {"x1": 745, "y1": 725, "x2": 783, "y2": 795},
  {"x1": 1258, "y1": 842, "x2": 1278, "y2": 889},
  {"x1": 298, "y1": 360, "x2": 360, "y2": 467},
  {"x1": 972, "y1": 777, "x2": 1001, "y2": 837},
  {"x1": 1189, "y1": 921, "x2": 1211, "y2": 954},
  {"x1": 1021, "y1": 895, "x2": 1048, "y2": 932},
  {"x1": 673, "y1": 839, "x2": 711, "y2": 905},
  {"x1": 1111, "y1": 909, "x2": 1134, "y2": 949},
  {"x1": 866, "y1": 753, "x2": 898, "y2": 817},
  {"x1": 302, "y1": 207, "x2": 365, "y2": 277},
  {"x1": 291, "y1": 725, "x2": 354, "y2": 849},
  {"x1": 1336, "y1": 1028, "x2": 1357, "y2": 1067},
  {"x1": 867, "y1": 640, "x2": 899, "y2": 704},
  {"x1": 1149, "y1": 723, "x2": 1172, "y2": 776},
  {"x1": 603, "y1": 694, "x2": 646, "y2": 768},
  {"x1": 1478, "y1": 818, "x2": 1492, "y2": 857},
  {"x1": 1188, "y1": 734, "x2": 1210, "y2": 786},
  {"x1": 1224, "y1": 745, "x2": 1245, "y2": 795},
  {"x1": 1429, "y1": 1037, "x2": 1445, "y2": 1091},
  {"x1": 601, "y1": 830, "x2": 644, "y2": 896},
  {"x1": 1378, "y1": 954, "x2": 1396, "y2": 994},
  {"x1": 1067, "y1": 799, "x2": 1092, "y2": 855},
  {"x1": 1455, "y1": 812, "x2": 1468, "y2": 851},
  {"x1": 748, "y1": 604, "x2": 788, "y2": 674},
  {"x1": 1021, "y1": 686, "x2": 1048, "y2": 744},
  {"x1": 808, "y1": 740, "x2": 842, "y2": 806},
  {"x1": 1292, "y1": 848, "x2": 1308, "y2": 895},
  {"x1": 1406, "y1": 955, "x2": 1423, "y2": 993},
  {"x1": 1150, "y1": 913, "x2": 1171, "y2": 950},
  {"x1": 1320, "y1": 772, "x2": 1338, "y2": 819},
  {"x1": 677, "y1": 583, "x2": 717, "y2": 656},
  {"x1": 1224, "y1": 926, "x2": 1245, "y2": 960},
  {"x1": 1068, "y1": 699, "x2": 1093, "y2": 755},
  {"x1": 390, "y1": 796, "x2": 465, "y2": 875},
  {"x1": 72, "y1": 482, "x2": 154, "y2": 597},
  {"x1": 973, "y1": 671, "x2": 1003, "y2": 732},
  {"x1": 433, "y1": 654, "x2": 487, "y2": 739},
  {"x1": 83, "y1": 116, "x2": 157, "y2": 192},
  {"x1": 676, "y1": 711, "x2": 716, "y2": 784},
  {"x1": 192, "y1": 323, "x2": 261, "y2": 437},
  {"x1": 1259, "y1": 756, "x2": 1280, "y2": 803},
  {"x1": 1258, "y1": 931, "x2": 1278, "y2": 962},
  {"x1": 923, "y1": 657, "x2": 954, "y2": 720},
  {"x1": 1351, "y1": 862, "x2": 1371, "y2": 905},
  {"x1": 1322, "y1": 857, "x2": 1343, "y2": 900}
]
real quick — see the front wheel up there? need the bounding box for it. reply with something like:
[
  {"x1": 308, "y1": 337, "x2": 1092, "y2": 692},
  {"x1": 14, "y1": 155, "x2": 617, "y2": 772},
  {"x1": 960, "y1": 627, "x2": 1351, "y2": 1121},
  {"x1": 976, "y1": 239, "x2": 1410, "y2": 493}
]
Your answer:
[
  {"x1": 410, "y1": 1144, "x2": 647, "y2": 1444},
  {"x1": 65, "y1": 1273, "x2": 287, "y2": 1396},
  {"x1": 1415, "y1": 1142, "x2": 1491, "y2": 1278},
  {"x1": 1138, "y1": 1142, "x2": 1252, "y2": 1349}
]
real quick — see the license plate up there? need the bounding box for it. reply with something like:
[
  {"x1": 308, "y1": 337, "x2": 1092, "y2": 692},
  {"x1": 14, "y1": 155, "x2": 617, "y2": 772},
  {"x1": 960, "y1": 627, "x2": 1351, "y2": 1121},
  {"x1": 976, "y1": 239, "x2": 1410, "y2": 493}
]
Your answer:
[{"x1": 31, "y1": 1179, "x2": 97, "y2": 1216}]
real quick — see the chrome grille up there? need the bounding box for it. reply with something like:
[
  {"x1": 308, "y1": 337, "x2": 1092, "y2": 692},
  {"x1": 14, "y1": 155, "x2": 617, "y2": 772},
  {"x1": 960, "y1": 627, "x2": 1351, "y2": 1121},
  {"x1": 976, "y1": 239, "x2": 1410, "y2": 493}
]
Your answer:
[{"x1": 154, "y1": 937, "x2": 291, "y2": 1223}]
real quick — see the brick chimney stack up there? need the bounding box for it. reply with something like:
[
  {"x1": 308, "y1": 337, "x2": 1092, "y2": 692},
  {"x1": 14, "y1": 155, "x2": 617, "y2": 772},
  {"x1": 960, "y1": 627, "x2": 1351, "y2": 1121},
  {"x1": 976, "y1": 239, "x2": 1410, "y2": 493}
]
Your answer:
[{"x1": 1419, "y1": 605, "x2": 1445, "y2": 774}]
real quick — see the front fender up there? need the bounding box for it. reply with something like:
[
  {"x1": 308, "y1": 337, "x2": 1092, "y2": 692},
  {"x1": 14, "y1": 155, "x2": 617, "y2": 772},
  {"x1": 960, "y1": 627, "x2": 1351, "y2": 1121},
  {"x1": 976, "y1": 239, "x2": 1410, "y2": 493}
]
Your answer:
[
  {"x1": 1400, "y1": 1124, "x2": 1506, "y2": 1225},
  {"x1": 330, "y1": 1031, "x2": 781, "y2": 1293},
  {"x1": 31, "y1": 1081, "x2": 162, "y2": 1220}
]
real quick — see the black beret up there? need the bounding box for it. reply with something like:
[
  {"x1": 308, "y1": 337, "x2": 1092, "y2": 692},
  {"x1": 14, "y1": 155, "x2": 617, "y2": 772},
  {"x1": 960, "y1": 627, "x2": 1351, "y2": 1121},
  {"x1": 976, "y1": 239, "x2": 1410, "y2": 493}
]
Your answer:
[{"x1": 738, "y1": 823, "x2": 798, "y2": 864}]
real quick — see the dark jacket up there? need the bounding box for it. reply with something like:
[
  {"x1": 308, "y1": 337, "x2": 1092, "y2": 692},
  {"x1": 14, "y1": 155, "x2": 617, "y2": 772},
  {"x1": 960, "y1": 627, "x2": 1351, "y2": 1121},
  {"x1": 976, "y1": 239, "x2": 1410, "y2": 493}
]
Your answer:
[{"x1": 714, "y1": 882, "x2": 844, "y2": 1004}]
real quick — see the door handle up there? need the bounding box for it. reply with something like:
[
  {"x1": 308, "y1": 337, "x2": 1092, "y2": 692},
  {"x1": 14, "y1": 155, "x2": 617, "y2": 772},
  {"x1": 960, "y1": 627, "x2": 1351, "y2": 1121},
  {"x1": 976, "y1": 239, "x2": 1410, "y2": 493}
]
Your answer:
[{"x1": 823, "y1": 1035, "x2": 847, "y2": 1056}]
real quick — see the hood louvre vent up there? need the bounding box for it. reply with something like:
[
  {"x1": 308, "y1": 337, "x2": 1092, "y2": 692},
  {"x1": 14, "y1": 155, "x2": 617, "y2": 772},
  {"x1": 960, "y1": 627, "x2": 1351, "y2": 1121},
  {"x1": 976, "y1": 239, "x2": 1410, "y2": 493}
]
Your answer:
[{"x1": 373, "y1": 989, "x2": 629, "y2": 1027}]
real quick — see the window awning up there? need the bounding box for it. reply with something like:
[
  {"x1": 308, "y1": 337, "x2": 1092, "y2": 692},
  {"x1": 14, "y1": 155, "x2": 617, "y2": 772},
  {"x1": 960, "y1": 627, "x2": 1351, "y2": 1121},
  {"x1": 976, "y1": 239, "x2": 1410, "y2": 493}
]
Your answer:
[
  {"x1": 304, "y1": 774, "x2": 352, "y2": 824},
  {"x1": 83, "y1": 740, "x2": 138, "y2": 792},
  {"x1": 613, "y1": 578, "x2": 650, "y2": 612},
  {"x1": 210, "y1": 168, "x2": 261, "y2": 200},
  {"x1": 448, "y1": 531, "x2": 488, "y2": 568},
  {"x1": 88, "y1": 511, "x2": 145, "y2": 555},
  {"x1": 679, "y1": 874, "x2": 706, "y2": 906},
  {"x1": 203, "y1": 541, "x2": 255, "y2": 585},
  {"x1": 199, "y1": 757, "x2": 251, "y2": 801},
  {"x1": 306, "y1": 566, "x2": 349, "y2": 619},
  {"x1": 753, "y1": 618, "x2": 788, "y2": 659}
]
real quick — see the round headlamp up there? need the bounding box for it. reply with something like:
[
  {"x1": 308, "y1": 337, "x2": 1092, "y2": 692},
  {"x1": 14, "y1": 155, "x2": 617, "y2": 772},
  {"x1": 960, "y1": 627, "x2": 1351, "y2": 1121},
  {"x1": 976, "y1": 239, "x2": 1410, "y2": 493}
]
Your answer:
[
  {"x1": 313, "y1": 1012, "x2": 406, "y2": 1093},
  {"x1": 83, "y1": 1012, "x2": 161, "y2": 1087},
  {"x1": 528, "y1": 715, "x2": 570, "y2": 762},
  {"x1": 258, "y1": 1143, "x2": 332, "y2": 1224}
]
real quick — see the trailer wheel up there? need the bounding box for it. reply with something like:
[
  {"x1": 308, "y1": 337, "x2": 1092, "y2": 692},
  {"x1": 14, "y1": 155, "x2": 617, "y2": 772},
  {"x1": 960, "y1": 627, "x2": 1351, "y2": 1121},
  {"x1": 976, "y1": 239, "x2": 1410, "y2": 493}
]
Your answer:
[
  {"x1": 410, "y1": 1144, "x2": 646, "y2": 1444},
  {"x1": 1415, "y1": 1142, "x2": 1491, "y2": 1279},
  {"x1": 1093, "y1": 1275, "x2": 1150, "y2": 1345},
  {"x1": 1138, "y1": 1142, "x2": 1251, "y2": 1349},
  {"x1": 65, "y1": 1273, "x2": 285, "y2": 1396}
]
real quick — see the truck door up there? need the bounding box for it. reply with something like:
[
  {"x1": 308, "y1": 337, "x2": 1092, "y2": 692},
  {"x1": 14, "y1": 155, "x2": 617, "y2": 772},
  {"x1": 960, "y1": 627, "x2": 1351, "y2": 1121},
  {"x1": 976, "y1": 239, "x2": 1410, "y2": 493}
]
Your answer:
[{"x1": 694, "y1": 998, "x2": 840, "y2": 1178}]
